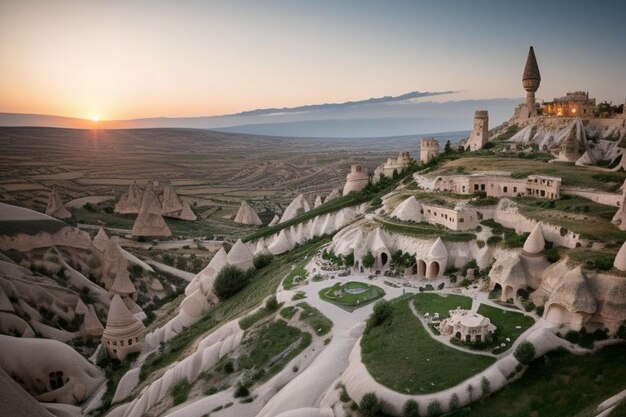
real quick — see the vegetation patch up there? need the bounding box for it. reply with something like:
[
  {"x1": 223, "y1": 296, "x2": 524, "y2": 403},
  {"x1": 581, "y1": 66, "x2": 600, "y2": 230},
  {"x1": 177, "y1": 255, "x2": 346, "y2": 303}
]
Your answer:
[
  {"x1": 282, "y1": 261, "x2": 309, "y2": 290},
  {"x1": 476, "y1": 304, "x2": 535, "y2": 351},
  {"x1": 413, "y1": 293, "x2": 472, "y2": 318},
  {"x1": 319, "y1": 281, "x2": 385, "y2": 311},
  {"x1": 296, "y1": 302, "x2": 333, "y2": 336},
  {"x1": 239, "y1": 296, "x2": 281, "y2": 330},
  {"x1": 361, "y1": 297, "x2": 495, "y2": 394},
  {"x1": 139, "y1": 240, "x2": 327, "y2": 381},
  {"x1": 239, "y1": 320, "x2": 311, "y2": 384},
  {"x1": 378, "y1": 217, "x2": 476, "y2": 242},
  {"x1": 449, "y1": 345, "x2": 626, "y2": 417}
]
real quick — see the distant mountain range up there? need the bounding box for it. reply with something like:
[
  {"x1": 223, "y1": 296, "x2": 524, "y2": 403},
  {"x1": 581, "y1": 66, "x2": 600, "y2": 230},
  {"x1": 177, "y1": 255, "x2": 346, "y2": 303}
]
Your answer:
[{"x1": 0, "y1": 91, "x2": 521, "y2": 138}]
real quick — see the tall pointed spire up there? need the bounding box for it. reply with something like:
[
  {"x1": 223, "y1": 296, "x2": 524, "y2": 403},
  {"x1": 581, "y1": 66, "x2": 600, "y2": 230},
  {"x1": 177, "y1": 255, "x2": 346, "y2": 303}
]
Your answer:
[{"x1": 522, "y1": 46, "x2": 541, "y2": 90}]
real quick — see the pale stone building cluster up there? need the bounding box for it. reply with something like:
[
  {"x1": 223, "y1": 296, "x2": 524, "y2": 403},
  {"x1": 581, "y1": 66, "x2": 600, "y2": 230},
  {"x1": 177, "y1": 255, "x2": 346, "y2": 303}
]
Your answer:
[
  {"x1": 433, "y1": 172, "x2": 561, "y2": 200},
  {"x1": 439, "y1": 308, "x2": 497, "y2": 343},
  {"x1": 342, "y1": 152, "x2": 413, "y2": 195},
  {"x1": 543, "y1": 91, "x2": 596, "y2": 118},
  {"x1": 391, "y1": 196, "x2": 480, "y2": 231}
]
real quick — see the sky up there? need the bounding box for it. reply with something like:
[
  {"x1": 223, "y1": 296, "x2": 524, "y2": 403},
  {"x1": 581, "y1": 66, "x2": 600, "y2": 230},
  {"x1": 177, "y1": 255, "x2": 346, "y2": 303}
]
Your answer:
[{"x1": 1, "y1": 0, "x2": 625, "y2": 121}]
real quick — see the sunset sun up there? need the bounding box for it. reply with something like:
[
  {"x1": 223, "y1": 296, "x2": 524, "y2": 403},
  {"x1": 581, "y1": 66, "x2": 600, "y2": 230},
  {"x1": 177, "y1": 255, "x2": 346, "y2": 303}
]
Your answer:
[{"x1": 91, "y1": 114, "x2": 99, "y2": 122}]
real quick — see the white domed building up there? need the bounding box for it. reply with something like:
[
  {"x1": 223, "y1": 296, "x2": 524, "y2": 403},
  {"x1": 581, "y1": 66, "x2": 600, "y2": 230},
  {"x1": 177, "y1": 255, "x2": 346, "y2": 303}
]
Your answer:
[{"x1": 102, "y1": 295, "x2": 145, "y2": 360}]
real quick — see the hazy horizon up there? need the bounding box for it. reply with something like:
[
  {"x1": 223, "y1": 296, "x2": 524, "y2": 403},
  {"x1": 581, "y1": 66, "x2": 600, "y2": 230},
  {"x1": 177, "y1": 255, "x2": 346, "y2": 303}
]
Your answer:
[{"x1": 2, "y1": 0, "x2": 625, "y2": 122}]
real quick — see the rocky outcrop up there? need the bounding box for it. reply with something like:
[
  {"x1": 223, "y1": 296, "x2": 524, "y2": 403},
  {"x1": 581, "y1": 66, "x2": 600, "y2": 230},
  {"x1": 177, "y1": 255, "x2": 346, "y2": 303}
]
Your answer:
[
  {"x1": 115, "y1": 182, "x2": 143, "y2": 214},
  {"x1": 390, "y1": 196, "x2": 422, "y2": 223},
  {"x1": 45, "y1": 189, "x2": 72, "y2": 220},
  {"x1": 131, "y1": 186, "x2": 171, "y2": 237},
  {"x1": 280, "y1": 194, "x2": 311, "y2": 223},
  {"x1": 234, "y1": 201, "x2": 262, "y2": 225}
]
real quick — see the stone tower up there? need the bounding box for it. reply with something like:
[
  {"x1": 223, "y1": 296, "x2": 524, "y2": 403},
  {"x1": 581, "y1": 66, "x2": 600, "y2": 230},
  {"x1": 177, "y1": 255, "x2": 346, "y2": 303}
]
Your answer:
[
  {"x1": 342, "y1": 164, "x2": 370, "y2": 195},
  {"x1": 465, "y1": 110, "x2": 489, "y2": 151},
  {"x1": 522, "y1": 46, "x2": 541, "y2": 119},
  {"x1": 420, "y1": 138, "x2": 439, "y2": 164}
]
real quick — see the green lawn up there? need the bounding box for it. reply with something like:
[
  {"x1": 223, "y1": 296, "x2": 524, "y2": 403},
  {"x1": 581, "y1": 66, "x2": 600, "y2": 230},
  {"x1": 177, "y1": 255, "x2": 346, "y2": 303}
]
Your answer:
[
  {"x1": 413, "y1": 293, "x2": 473, "y2": 318},
  {"x1": 282, "y1": 262, "x2": 309, "y2": 290},
  {"x1": 477, "y1": 304, "x2": 535, "y2": 349},
  {"x1": 361, "y1": 297, "x2": 495, "y2": 394},
  {"x1": 239, "y1": 320, "x2": 311, "y2": 382},
  {"x1": 296, "y1": 302, "x2": 333, "y2": 336},
  {"x1": 377, "y1": 217, "x2": 476, "y2": 242},
  {"x1": 448, "y1": 345, "x2": 626, "y2": 417},
  {"x1": 319, "y1": 281, "x2": 385, "y2": 311}
]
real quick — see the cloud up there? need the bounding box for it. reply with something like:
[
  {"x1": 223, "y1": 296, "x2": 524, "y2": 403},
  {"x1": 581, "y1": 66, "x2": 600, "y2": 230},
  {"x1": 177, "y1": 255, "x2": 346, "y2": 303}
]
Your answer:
[{"x1": 228, "y1": 90, "x2": 458, "y2": 117}]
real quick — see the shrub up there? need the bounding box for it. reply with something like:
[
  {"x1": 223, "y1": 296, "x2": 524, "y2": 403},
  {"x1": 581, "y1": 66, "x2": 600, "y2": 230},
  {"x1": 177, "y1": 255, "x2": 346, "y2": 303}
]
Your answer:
[
  {"x1": 265, "y1": 295, "x2": 279, "y2": 311},
  {"x1": 545, "y1": 247, "x2": 560, "y2": 263},
  {"x1": 339, "y1": 385, "x2": 351, "y2": 403},
  {"x1": 366, "y1": 300, "x2": 393, "y2": 331},
  {"x1": 449, "y1": 393, "x2": 460, "y2": 410},
  {"x1": 481, "y1": 376, "x2": 491, "y2": 395},
  {"x1": 222, "y1": 359, "x2": 234, "y2": 374},
  {"x1": 344, "y1": 252, "x2": 355, "y2": 266},
  {"x1": 514, "y1": 341, "x2": 535, "y2": 364},
  {"x1": 171, "y1": 379, "x2": 192, "y2": 405},
  {"x1": 362, "y1": 252, "x2": 375, "y2": 269},
  {"x1": 214, "y1": 265, "x2": 250, "y2": 300},
  {"x1": 536, "y1": 305, "x2": 544, "y2": 316},
  {"x1": 427, "y1": 400, "x2": 441, "y2": 416},
  {"x1": 253, "y1": 253, "x2": 274, "y2": 269},
  {"x1": 359, "y1": 392, "x2": 380, "y2": 417},
  {"x1": 234, "y1": 384, "x2": 250, "y2": 398},
  {"x1": 404, "y1": 399, "x2": 419, "y2": 417}
]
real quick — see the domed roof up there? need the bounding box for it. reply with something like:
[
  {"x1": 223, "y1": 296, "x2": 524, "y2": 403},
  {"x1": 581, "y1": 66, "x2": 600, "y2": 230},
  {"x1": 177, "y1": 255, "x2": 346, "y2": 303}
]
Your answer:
[
  {"x1": 489, "y1": 252, "x2": 527, "y2": 288},
  {"x1": 614, "y1": 241, "x2": 626, "y2": 271},
  {"x1": 427, "y1": 237, "x2": 448, "y2": 260},
  {"x1": 391, "y1": 196, "x2": 422, "y2": 222},
  {"x1": 365, "y1": 227, "x2": 394, "y2": 254},
  {"x1": 547, "y1": 266, "x2": 597, "y2": 314},
  {"x1": 105, "y1": 295, "x2": 143, "y2": 330},
  {"x1": 523, "y1": 223, "x2": 545, "y2": 254},
  {"x1": 227, "y1": 239, "x2": 254, "y2": 271}
]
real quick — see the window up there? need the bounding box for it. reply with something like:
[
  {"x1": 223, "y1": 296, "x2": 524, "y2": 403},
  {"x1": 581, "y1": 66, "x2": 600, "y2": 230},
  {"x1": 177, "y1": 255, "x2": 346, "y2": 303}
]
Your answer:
[
  {"x1": 128, "y1": 339, "x2": 133, "y2": 346},
  {"x1": 513, "y1": 187, "x2": 517, "y2": 193},
  {"x1": 113, "y1": 341, "x2": 117, "y2": 346},
  {"x1": 481, "y1": 184, "x2": 485, "y2": 191},
  {"x1": 541, "y1": 190, "x2": 545, "y2": 197},
  {"x1": 474, "y1": 184, "x2": 479, "y2": 191},
  {"x1": 503, "y1": 186, "x2": 508, "y2": 193},
  {"x1": 49, "y1": 371, "x2": 64, "y2": 390},
  {"x1": 459, "y1": 218, "x2": 464, "y2": 223}
]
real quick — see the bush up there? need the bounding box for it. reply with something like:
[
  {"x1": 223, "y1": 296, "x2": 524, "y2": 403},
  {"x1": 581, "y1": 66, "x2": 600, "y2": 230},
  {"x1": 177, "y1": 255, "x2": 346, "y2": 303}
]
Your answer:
[
  {"x1": 265, "y1": 295, "x2": 279, "y2": 311},
  {"x1": 214, "y1": 265, "x2": 251, "y2": 300},
  {"x1": 366, "y1": 300, "x2": 393, "y2": 331},
  {"x1": 427, "y1": 400, "x2": 441, "y2": 416},
  {"x1": 404, "y1": 399, "x2": 419, "y2": 417},
  {"x1": 253, "y1": 253, "x2": 274, "y2": 269},
  {"x1": 545, "y1": 247, "x2": 560, "y2": 263},
  {"x1": 171, "y1": 379, "x2": 192, "y2": 405},
  {"x1": 362, "y1": 252, "x2": 375, "y2": 269},
  {"x1": 481, "y1": 376, "x2": 491, "y2": 396},
  {"x1": 514, "y1": 341, "x2": 535, "y2": 364},
  {"x1": 234, "y1": 384, "x2": 249, "y2": 398},
  {"x1": 359, "y1": 392, "x2": 380, "y2": 417},
  {"x1": 449, "y1": 393, "x2": 460, "y2": 410}
]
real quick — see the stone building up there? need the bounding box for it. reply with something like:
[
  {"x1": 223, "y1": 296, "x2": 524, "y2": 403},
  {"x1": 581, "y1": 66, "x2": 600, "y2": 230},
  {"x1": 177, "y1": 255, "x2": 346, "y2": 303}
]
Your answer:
[
  {"x1": 342, "y1": 164, "x2": 369, "y2": 195},
  {"x1": 372, "y1": 152, "x2": 412, "y2": 182},
  {"x1": 543, "y1": 91, "x2": 596, "y2": 117},
  {"x1": 439, "y1": 308, "x2": 497, "y2": 343},
  {"x1": 102, "y1": 295, "x2": 145, "y2": 360},
  {"x1": 464, "y1": 110, "x2": 489, "y2": 151},
  {"x1": 433, "y1": 172, "x2": 561, "y2": 200},
  {"x1": 420, "y1": 138, "x2": 439, "y2": 164},
  {"x1": 415, "y1": 237, "x2": 448, "y2": 279}
]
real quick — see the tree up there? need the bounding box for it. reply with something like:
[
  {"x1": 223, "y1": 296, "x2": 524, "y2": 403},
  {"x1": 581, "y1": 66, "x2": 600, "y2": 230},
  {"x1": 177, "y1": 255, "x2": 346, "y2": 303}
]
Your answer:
[
  {"x1": 366, "y1": 299, "x2": 393, "y2": 331},
  {"x1": 404, "y1": 399, "x2": 419, "y2": 417},
  {"x1": 265, "y1": 295, "x2": 279, "y2": 311},
  {"x1": 362, "y1": 252, "x2": 375, "y2": 269},
  {"x1": 467, "y1": 384, "x2": 474, "y2": 401},
  {"x1": 514, "y1": 341, "x2": 535, "y2": 365},
  {"x1": 359, "y1": 392, "x2": 380, "y2": 417},
  {"x1": 449, "y1": 393, "x2": 460, "y2": 410},
  {"x1": 444, "y1": 140, "x2": 452, "y2": 153},
  {"x1": 343, "y1": 252, "x2": 355, "y2": 267},
  {"x1": 214, "y1": 265, "x2": 250, "y2": 300},
  {"x1": 481, "y1": 376, "x2": 491, "y2": 396},
  {"x1": 427, "y1": 400, "x2": 441, "y2": 416}
]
